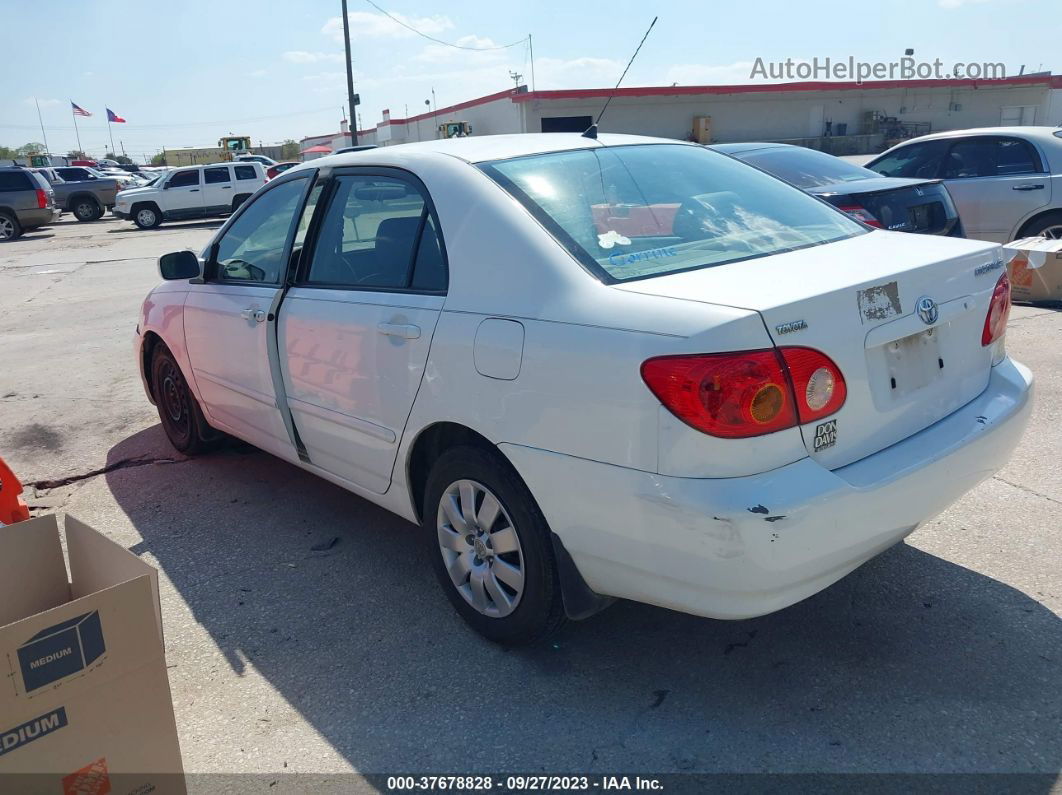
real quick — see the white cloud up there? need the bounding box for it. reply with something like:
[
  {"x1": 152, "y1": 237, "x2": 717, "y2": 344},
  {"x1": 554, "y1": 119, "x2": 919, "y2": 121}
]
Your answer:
[
  {"x1": 283, "y1": 50, "x2": 343, "y2": 64},
  {"x1": 25, "y1": 97, "x2": 61, "y2": 107},
  {"x1": 938, "y1": 0, "x2": 993, "y2": 7},
  {"x1": 322, "y1": 10, "x2": 453, "y2": 42},
  {"x1": 662, "y1": 61, "x2": 759, "y2": 85}
]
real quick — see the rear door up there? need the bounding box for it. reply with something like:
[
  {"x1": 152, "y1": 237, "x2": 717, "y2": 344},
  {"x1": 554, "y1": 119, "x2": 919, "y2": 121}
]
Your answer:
[
  {"x1": 278, "y1": 168, "x2": 448, "y2": 494},
  {"x1": 939, "y1": 136, "x2": 1051, "y2": 242},
  {"x1": 183, "y1": 174, "x2": 312, "y2": 459},
  {"x1": 159, "y1": 169, "x2": 204, "y2": 217},
  {"x1": 201, "y1": 165, "x2": 235, "y2": 214}
]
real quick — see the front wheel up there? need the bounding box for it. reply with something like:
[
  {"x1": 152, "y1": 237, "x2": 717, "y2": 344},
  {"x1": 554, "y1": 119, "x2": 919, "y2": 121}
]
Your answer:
[
  {"x1": 424, "y1": 446, "x2": 566, "y2": 645},
  {"x1": 133, "y1": 205, "x2": 161, "y2": 229},
  {"x1": 151, "y1": 345, "x2": 221, "y2": 455}
]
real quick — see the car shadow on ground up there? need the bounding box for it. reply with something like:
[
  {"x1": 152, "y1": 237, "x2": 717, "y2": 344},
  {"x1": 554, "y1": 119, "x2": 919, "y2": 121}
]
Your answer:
[
  {"x1": 104, "y1": 426, "x2": 1061, "y2": 782},
  {"x1": 106, "y1": 221, "x2": 223, "y2": 234}
]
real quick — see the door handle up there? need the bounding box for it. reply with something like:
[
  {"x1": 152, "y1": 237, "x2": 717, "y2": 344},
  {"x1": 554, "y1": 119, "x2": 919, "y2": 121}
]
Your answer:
[
  {"x1": 377, "y1": 322, "x2": 421, "y2": 340},
  {"x1": 1013, "y1": 184, "x2": 1044, "y2": 191},
  {"x1": 221, "y1": 186, "x2": 232, "y2": 189},
  {"x1": 190, "y1": 188, "x2": 199, "y2": 192},
  {"x1": 240, "y1": 308, "x2": 266, "y2": 323}
]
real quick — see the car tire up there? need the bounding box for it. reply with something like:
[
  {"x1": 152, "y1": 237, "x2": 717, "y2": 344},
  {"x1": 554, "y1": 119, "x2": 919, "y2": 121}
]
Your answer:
[
  {"x1": 0, "y1": 211, "x2": 21, "y2": 242},
  {"x1": 232, "y1": 194, "x2": 250, "y2": 213},
  {"x1": 424, "y1": 445, "x2": 566, "y2": 645},
  {"x1": 1019, "y1": 210, "x2": 1062, "y2": 241},
  {"x1": 151, "y1": 344, "x2": 222, "y2": 455},
  {"x1": 133, "y1": 204, "x2": 162, "y2": 229},
  {"x1": 72, "y1": 197, "x2": 102, "y2": 222}
]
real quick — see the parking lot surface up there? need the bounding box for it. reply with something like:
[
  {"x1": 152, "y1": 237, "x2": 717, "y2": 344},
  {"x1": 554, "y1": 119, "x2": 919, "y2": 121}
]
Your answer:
[{"x1": 1, "y1": 217, "x2": 1060, "y2": 786}]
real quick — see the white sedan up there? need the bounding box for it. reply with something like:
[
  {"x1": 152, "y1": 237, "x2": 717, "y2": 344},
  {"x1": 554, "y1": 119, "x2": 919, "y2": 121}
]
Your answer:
[{"x1": 135, "y1": 134, "x2": 1033, "y2": 644}]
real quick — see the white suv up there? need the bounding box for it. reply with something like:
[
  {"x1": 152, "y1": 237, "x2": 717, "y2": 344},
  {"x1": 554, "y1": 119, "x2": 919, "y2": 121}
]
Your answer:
[{"x1": 114, "y1": 162, "x2": 267, "y2": 229}]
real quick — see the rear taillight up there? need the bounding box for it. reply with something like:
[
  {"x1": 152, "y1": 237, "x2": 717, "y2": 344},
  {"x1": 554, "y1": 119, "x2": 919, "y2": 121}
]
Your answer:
[
  {"x1": 35, "y1": 189, "x2": 47, "y2": 209},
  {"x1": 838, "y1": 204, "x2": 883, "y2": 228},
  {"x1": 981, "y1": 272, "x2": 1012, "y2": 347},
  {"x1": 640, "y1": 347, "x2": 847, "y2": 439}
]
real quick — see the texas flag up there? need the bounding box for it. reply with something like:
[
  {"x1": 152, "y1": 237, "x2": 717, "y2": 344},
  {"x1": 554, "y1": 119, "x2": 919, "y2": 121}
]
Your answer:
[
  {"x1": 106, "y1": 108, "x2": 126, "y2": 123},
  {"x1": 71, "y1": 101, "x2": 92, "y2": 117}
]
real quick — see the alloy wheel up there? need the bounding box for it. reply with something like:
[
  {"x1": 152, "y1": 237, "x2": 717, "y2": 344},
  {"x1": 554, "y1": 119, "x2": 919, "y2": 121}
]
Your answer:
[
  {"x1": 436, "y1": 479, "x2": 525, "y2": 618},
  {"x1": 0, "y1": 216, "x2": 13, "y2": 240},
  {"x1": 1042, "y1": 224, "x2": 1062, "y2": 241},
  {"x1": 137, "y1": 208, "x2": 157, "y2": 227}
]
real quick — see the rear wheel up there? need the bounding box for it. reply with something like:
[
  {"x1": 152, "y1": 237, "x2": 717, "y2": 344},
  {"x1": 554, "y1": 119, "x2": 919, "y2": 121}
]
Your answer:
[
  {"x1": 424, "y1": 446, "x2": 566, "y2": 645},
  {"x1": 1020, "y1": 210, "x2": 1062, "y2": 241},
  {"x1": 72, "y1": 197, "x2": 102, "y2": 222},
  {"x1": 232, "y1": 194, "x2": 250, "y2": 213},
  {"x1": 133, "y1": 204, "x2": 161, "y2": 229},
  {"x1": 0, "y1": 211, "x2": 21, "y2": 241},
  {"x1": 151, "y1": 345, "x2": 221, "y2": 455}
]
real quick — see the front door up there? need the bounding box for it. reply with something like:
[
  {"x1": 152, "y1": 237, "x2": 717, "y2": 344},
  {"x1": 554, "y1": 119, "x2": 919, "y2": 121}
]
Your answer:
[
  {"x1": 184, "y1": 175, "x2": 312, "y2": 460},
  {"x1": 278, "y1": 170, "x2": 449, "y2": 493},
  {"x1": 159, "y1": 168, "x2": 204, "y2": 218}
]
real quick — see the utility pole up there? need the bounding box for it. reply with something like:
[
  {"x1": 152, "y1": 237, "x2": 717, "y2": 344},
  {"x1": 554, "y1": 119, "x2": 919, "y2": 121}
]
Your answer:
[
  {"x1": 529, "y1": 34, "x2": 536, "y2": 91},
  {"x1": 340, "y1": 0, "x2": 359, "y2": 145}
]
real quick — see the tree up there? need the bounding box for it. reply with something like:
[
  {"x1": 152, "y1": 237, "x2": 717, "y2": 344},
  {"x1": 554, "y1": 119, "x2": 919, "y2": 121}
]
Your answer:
[
  {"x1": 16, "y1": 142, "x2": 45, "y2": 156},
  {"x1": 280, "y1": 139, "x2": 299, "y2": 160},
  {"x1": 66, "y1": 150, "x2": 87, "y2": 159},
  {"x1": 150, "y1": 152, "x2": 167, "y2": 166},
  {"x1": 0, "y1": 145, "x2": 16, "y2": 160},
  {"x1": 105, "y1": 151, "x2": 133, "y2": 164}
]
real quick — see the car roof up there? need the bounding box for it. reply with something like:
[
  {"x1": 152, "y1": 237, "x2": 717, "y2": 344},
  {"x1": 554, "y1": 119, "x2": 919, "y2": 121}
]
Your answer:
[
  {"x1": 897, "y1": 126, "x2": 1062, "y2": 145},
  {"x1": 711, "y1": 142, "x2": 796, "y2": 155},
  {"x1": 304, "y1": 133, "x2": 692, "y2": 168}
]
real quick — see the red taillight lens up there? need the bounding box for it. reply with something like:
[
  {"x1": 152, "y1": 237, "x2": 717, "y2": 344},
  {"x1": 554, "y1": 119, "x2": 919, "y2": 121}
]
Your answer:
[
  {"x1": 778, "y1": 347, "x2": 847, "y2": 423},
  {"x1": 35, "y1": 189, "x2": 47, "y2": 209},
  {"x1": 641, "y1": 350, "x2": 797, "y2": 438},
  {"x1": 982, "y1": 272, "x2": 1012, "y2": 346},
  {"x1": 642, "y1": 347, "x2": 847, "y2": 438},
  {"x1": 838, "y1": 204, "x2": 883, "y2": 228}
]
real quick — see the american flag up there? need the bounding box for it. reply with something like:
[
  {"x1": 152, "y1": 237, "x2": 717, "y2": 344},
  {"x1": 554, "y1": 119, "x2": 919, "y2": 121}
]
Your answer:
[{"x1": 71, "y1": 102, "x2": 92, "y2": 117}]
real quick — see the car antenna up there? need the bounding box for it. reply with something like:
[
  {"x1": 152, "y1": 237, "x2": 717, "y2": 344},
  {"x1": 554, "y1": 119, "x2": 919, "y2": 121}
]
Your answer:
[{"x1": 582, "y1": 16, "x2": 658, "y2": 140}]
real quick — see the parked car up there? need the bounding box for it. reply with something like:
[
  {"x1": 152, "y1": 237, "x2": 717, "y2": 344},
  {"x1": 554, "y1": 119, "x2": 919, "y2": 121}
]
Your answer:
[
  {"x1": 266, "y1": 162, "x2": 299, "y2": 180},
  {"x1": 865, "y1": 127, "x2": 1062, "y2": 242},
  {"x1": 714, "y1": 143, "x2": 964, "y2": 236},
  {"x1": 0, "y1": 166, "x2": 60, "y2": 240},
  {"x1": 114, "y1": 162, "x2": 267, "y2": 228},
  {"x1": 234, "y1": 153, "x2": 277, "y2": 166},
  {"x1": 136, "y1": 134, "x2": 1032, "y2": 644},
  {"x1": 46, "y1": 166, "x2": 118, "y2": 221}
]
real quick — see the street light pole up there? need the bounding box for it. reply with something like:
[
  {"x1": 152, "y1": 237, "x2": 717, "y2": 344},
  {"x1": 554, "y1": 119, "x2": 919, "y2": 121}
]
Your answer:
[{"x1": 340, "y1": 0, "x2": 359, "y2": 145}]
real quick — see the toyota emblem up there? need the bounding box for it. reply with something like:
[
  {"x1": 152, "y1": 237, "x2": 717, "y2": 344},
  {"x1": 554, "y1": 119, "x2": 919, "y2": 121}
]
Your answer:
[{"x1": 916, "y1": 296, "x2": 939, "y2": 325}]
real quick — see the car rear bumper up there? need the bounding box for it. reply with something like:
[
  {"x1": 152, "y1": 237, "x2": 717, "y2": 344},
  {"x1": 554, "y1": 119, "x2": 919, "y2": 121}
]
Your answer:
[
  {"x1": 502, "y1": 357, "x2": 1034, "y2": 620},
  {"x1": 19, "y1": 207, "x2": 59, "y2": 228}
]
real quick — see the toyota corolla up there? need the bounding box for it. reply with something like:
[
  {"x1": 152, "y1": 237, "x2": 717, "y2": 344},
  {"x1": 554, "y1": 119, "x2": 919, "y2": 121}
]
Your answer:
[{"x1": 135, "y1": 134, "x2": 1033, "y2": 644}]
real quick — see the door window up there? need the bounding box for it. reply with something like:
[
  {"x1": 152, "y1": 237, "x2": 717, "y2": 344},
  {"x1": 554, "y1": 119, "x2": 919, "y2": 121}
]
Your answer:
[
  {"x1": 996, "y1": 138, "x2": 1041, "y2": 175},
  {"x1": 944, "y1": 136, "x2": 1042, "y2": 178},
  {"x1": 212, "y1": 177, "x2": 308, "y2": 284},
  {"x1": 0, "y1": 171, "x2": 32, "y2": 191},
  {"x1": 305, "y1": 175, "x2": 446, "y2": 291},
  {"x1": 168, "y1": 170, "x2": 200, "y2": 188},
  {"x1": 866, "y1": 140, "x2": 949, "y2": 179},
  {"x1": 204, "y1": 167, "x2": 231, "y2": 184}
]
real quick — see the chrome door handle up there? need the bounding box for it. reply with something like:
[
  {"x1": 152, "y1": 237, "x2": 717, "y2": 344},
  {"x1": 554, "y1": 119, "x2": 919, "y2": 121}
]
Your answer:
[
  {"x1": 1012, "y1": 184, "x2": 1044, "y2": 191},
  {"x1": 377, "y1": 322, "x2": 421, "y2": 339},
  {"x1": 240, "y1": 308, "x2": 266, "y2": 323}
]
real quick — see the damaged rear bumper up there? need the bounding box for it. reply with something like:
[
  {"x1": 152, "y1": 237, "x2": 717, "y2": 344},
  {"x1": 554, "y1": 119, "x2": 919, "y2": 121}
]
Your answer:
[{"x1": 501, "y1": 357, "x2": 1034, "y2": 620}]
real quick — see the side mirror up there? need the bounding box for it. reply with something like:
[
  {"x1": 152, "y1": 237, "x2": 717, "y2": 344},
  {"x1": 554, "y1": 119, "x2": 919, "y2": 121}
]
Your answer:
[{"x1": 159, "y1": 250, "x2": 201, "y2": 280}]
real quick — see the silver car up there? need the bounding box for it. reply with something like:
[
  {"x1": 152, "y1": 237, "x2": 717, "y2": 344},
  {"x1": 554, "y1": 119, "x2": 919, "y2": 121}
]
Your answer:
[{"x1": 866, "y1": 127, "x2": 1062, "y2": 242}]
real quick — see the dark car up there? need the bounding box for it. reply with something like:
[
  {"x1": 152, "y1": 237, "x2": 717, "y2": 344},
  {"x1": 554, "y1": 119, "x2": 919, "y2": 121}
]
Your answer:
[
  {"x1": 712, "y1": 143, "x2": 964, "y2": 237},
  {"x1": 0, "y1": 167, "x2": 60, "y2": 241}
]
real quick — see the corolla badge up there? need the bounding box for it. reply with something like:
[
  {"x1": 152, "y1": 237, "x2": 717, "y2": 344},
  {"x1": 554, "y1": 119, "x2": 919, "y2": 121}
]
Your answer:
[{"x1": 916, "y1": 296, "x2": 939, "y2": 325}]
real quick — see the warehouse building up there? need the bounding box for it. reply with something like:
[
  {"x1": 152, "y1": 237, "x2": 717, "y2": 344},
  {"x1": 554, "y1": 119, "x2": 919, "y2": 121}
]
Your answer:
[{"x1": 328, "y1": 74, "x2": 1060, "y2": 156}]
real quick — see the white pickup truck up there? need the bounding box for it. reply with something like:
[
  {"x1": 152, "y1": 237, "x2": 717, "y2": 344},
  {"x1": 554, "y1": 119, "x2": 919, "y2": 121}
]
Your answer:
[{"x1": 114, "y1": 162, "x2": 267, "y2": 229}]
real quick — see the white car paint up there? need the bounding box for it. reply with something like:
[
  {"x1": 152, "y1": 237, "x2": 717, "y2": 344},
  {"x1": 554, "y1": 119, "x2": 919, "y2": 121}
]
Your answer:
[
  {"x1": 867, "y1": 127, "x2": 1062, "y2": 242},
  {"x1": 115, "y1": 162, "x2": 267, "y2": 224},
  {"x1": 135, "y1": 133, "x2": 1033, "y2": 624}
]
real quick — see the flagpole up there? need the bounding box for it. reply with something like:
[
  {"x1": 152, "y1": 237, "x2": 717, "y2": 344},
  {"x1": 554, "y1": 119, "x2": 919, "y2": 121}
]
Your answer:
[
  {"x1": 35, "y1": 98, "x2": 51, "y2": 156},
  {"x1": 108, "y1": 117, "x2": 115, "y2": 157},
  {"x1": 71, "y1": 102, "x2": 83, "y2": 155}
]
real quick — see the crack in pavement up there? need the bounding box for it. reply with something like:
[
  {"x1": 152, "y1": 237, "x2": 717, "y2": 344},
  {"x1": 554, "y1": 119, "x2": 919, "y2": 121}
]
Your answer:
[
  {"x1": 992, "y1": 475, "x2": 1062, "y2": 506},
  {"x1": 32, "y1": 455, "x2": 187, "y2": 490}
]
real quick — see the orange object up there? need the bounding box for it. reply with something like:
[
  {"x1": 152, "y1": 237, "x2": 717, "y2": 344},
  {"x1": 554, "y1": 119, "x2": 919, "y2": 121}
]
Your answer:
[{"x1": 0, "y1": 456, "x2": 30, "y2": 524}]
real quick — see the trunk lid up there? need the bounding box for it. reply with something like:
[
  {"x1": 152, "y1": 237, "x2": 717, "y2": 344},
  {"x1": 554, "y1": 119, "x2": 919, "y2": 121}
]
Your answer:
[
  {"x1": 813, "y1": 179, "x2": 960, "y2": 236},
  {"x1": 615, "y1": 230, "x2": 1005, "y2": 469}
]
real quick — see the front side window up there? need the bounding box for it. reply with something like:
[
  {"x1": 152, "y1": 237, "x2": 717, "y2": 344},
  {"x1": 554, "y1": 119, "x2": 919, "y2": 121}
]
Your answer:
[
  {"x1": 234, "y1": 165, "x2": 257, "y2": 181},
  {"x1": 866, "y1": 140, "x2": 950, "y2": 180},
  {"x1": 305, "y1": 175, "x2": 445, "y2": 291},
  {"x1": 212, "y1": 177, "x2": 307, "y2": 283},
  {"x1": 168, "y1": 170, "x2": 200, "y2": 188},
  {"x1": 482, "y1": 144, "x2": 864, "y2": 283},
  {"x1": 204, "y1": 166, "x2": 231, "y2": 184}
]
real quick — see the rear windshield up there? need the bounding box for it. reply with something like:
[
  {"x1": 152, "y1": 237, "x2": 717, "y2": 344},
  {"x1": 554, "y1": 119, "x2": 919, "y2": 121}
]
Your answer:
[
  {"x1": 727, "y1": 146, "x2": 882, "y2": 189},
  {"x1": 481, "y1": 144, "x2": 864, "y2": 283}
]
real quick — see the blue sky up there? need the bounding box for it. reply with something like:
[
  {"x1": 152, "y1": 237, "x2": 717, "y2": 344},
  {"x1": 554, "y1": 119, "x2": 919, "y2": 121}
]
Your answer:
[{"x1": 2, "y1": 0, "x2": 1058, "y2": 161}]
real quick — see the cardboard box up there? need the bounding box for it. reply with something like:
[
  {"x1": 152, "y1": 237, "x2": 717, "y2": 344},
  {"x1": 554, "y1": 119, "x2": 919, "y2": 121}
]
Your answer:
[
  {"x1": 0, "y1": 514, "x2": 185, "y2": 794},
  {"x1": 1003, "y1": 236, "x2": 1062, "y2": 303}
]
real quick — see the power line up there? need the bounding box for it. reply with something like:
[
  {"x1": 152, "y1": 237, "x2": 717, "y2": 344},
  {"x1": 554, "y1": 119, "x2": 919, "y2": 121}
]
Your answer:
[
  {"x1": 0, "y1": 105, "x2": 338, "y2": 133},
  {"x1": 361, "y1": 0, "x2": 527, "y2": 50}
]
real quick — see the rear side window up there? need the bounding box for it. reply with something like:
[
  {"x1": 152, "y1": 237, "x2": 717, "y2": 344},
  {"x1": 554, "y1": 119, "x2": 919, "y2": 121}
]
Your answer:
[
  {"x1": 168, "y1": 170, "x2": 200, "y2": 188},
  {"x1": 234, "y1": 165, "x2": 258, "y2": 181},
  {"x1": 204, "y1": 167, "x2": 231, "y2": 184},
  {"x1": 213, "y1": 178, "x2": 307, "y2": 284},
  {"x1": 866, "y1": 140, "x2": 950, "y2": 179},
  {"x1": 730, "y1": 146, "x2": 882, "y2": 189},
  {"x1": 304, "y1": 175, "x2": 446, "y2": 291},
  {"x1": 943, "y1": 136, "x2": 1042, "y2": 178},
  {"x1": 0, "y1": 171, "x2": 32, "y2": 191},
  {"x1": 995, "y1": 138, "x2": 1041, "y2": 175}
]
